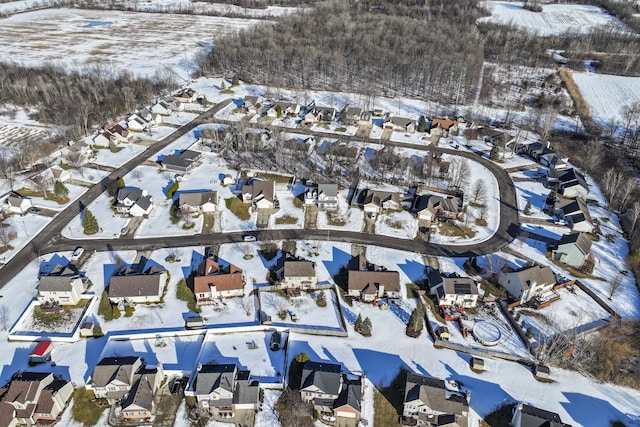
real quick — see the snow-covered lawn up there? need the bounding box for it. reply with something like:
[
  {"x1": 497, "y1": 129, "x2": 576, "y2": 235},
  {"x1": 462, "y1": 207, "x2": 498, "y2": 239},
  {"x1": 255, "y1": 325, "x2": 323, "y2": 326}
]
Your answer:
[
  {"x1": 28, "y1": 183, "x2": 86, "y2": 211},
  {"x1": 66, "y1": 167, "x2": 109, "y2": 184},
  {"x1": 1, "y1": 214, "x2": 51, "y2": 261},
  {"x1": 389, "y1": 130, "x2": 431, "y2": 146},
  {"x1": 317, "y1": 199, "x2": 364, "y2": 232},
  {"x1": 269, "y1": 192, "x2": 304, "y2": 229},
  {"x1": 198, "y1": 296, "x2": 258, "y2": 327},
  {"x1": 0, "y1": 8, "x2": 265, "y2": 80},
  {"x1": 479, "y1": 1, "x2": 628, "y2": 36},
  {"x1": 375, "y1": 210, "x2": 418, "y2": 239},
  {"x1": 91, "y1": 143, "x2": 147, "y2": 168},
  {"x1": 214, "y1": 100, "x2": 247, "y2": 122},
  {"x1": 259, "y1": 289, "x2": 343, "y2": 331},
  {"x1": 309, "y1": 123, "x2": 358, "y2": 136},
  {"x1": 160, "y1": 111, "x2": 199, "y2": 126},
  {"x1": 62, "y1": 192, "x2": 130, "y2": 239},
  {"x1": 514, "y1": 178, "x2": 550, "y2": 218},
  {"x1": 138, "y1": 125, "x2": 177, "y2": 141},
  {"x1": 572, "y1": 71, "x2": 640, "y2": 129}
]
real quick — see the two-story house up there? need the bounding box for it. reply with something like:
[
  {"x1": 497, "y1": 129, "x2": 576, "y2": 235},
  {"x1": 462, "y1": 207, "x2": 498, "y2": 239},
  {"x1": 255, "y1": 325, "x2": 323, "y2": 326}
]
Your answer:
[
  {"x1": 498, "y1": 265, "x2": 556, "y2": 305},
  {"x1": 414, "y1": 195, "x2": 461, "y2": 223},
  {"x1": 178, "y1": 191, "x2": 220, "y2": 214},
  {"x1": 551, "y1": 232, "x2": 594, "y2": 273},
  {"x1": 427, "y1": 269, "x2": 479, "y2": 309},
  {"x1": 161, "y1": 149, "x2": 202, "y2": 173},
  {"x1": 114, "y1": 187, "x2": 153, "y2": 217},
  {"x1": 360, "y1": 190, "x2": 402, "y2": 215},
  {"x1": 275, "y1": 256, "x2": 318, "y2": 290},
  {"x1": 108, "y1": 261, "x2": 167, "y2": 305},
  {"x1": 346, "y1": 255, "x2": 401, "y2": 301},
  {"x1": 241, "y1": 180, "x2": 276, "y2": 210},
  {"x1": 194, "y1": 257, "x2": 245, "y2": 305},
  {"x1": 403, "y1": 372, "x2": 469, "y2": 427},
  {"x1": 553, "y1": 198, "x2": 594, "y2": 234},
  {"x1": 37, "y1": 263, "x2": 88, "y2": 306}
]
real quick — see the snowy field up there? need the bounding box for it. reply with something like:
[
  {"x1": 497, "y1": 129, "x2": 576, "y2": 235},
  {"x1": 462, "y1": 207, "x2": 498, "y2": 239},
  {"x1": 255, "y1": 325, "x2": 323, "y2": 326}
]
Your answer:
[
  {"x1": 479, "y1": 1, "x2": 629, "y2": 36},
  {"x1": 0, "y1": 214, "x2": 50, "y2": 261},
  {"x1": 0, "y1": 9, "x2": 265, "y2": 80},
  {"x1": 259, "y1": 289, "x2": 343, "y2": 331},
  {"x1": 91, "y1": 143, "x2": 147, "y2": 168},
  {"x1": 62, "y1": 192, "x2": 130, "y2": 239},
  {"x1": 572, "y1": 71, "x2": 640, "y2": 128}
]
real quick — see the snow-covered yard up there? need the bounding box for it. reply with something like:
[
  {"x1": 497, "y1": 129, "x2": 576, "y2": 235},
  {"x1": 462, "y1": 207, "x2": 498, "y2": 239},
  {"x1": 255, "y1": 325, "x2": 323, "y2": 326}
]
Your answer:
[
  {"x1": 259, "y1": 289, "x2": 344, "y2": 331},
  {"x1": 62, "y1": 192, "x2": 130, "y2": 239},
  {"x1": 479, "y1": 1, "x2": 629, "y2": 36},
  {"x1": 91, "y1": 143, "x2": 147, "y2": 168},
  {"x1": 375, "y1": 210, "x2": 418, "y2": 239}
]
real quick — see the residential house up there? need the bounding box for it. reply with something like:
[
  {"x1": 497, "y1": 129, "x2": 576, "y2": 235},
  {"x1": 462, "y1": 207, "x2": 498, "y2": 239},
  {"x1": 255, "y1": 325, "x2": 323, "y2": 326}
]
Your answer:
[
  {"x1": 346, "y1": 255, "x2": 401, "y2": 301},
  {"x1": 241, "y1": 180, "x2": 276, "y2": 210},
  {"x1": 93, "y1": 124, "x2": 134, "y2": 146},
  {"x1": 114, "y1": 187, "x2": 153, "y2": 217},
  {"x1": 150, "y1": 98, "x2": 183, "y2": 115},
  {"x1": 243, "y1": 95, "x2": 264, "y2": 115},
  {"x1": 520, "y1": 141, "x2": 554, "y2": 161},
  {"x1": 318, "y1": 184, "x2": 339, "y2": 210},
  {"x1": 0, "y1": 371, "x2": 74, "y2": 426},
  {"x1": 402, "y1": 372, "x2": 469, "y2": 427},
  {"x1": 320, "y1": 141, "x2": 361, "y2": 165},
  {"x1": 88, "y1": 356, "x2": 163, "y2": 420},
  {"x1": 50, "y1": 166, "x2": 71, "y2": 183},
  {"x1": 126, "y1": 110, "x2": 161, "y2": 131},
  {"x1": 37, "y1": 263, "x2": 88, "y2": 305},
  {"x1": 551, "y1": 232, "x2": 594, "y2": 272},
  {"x1": 173, "y1": 87, "x2": 199, "y2": 103},
  {"x1": 108, "y1": 261, "x2": 167, "y2": 305},
  {"x1": 553, "y1": 198, "x2": 594, "y2": 233},
  {"x1": 275, "y1": 255, "x2": 318, "y2": 290},
  {"x1": 4, "y1": 191, "x2": 32, "y2": 215},
  {"x1": 67, "y1": 140, "x2": 94, "y2": 161},
  {"x1": 540, "y1": 152, "x2": 569, "y2": 170},
  {"x1": 194, "y1": 257, "x2": 245, "y2": 305},
  {"x1": 304, "y1": 105, "x2": 336, "y2": 123},
  {"x1": 498, "y1": 264, "x2": 556, "y2": 305},
  {"x1": 414, "y1": 195, "x2": 461, "y2": 223},
  {"x1": 178, "y1": 191, "x2": 220, "y2": 214},
  {"x1": 422, "y1": 153, "x2": 451, "y2": 179},
  {"x1": 300, "y1": 361, "x2": 363, "y2": 423},
  {"x1": 430, "y1": 117, "x2": 459, "y2": 136},
  {"x1": 161, "y1": 149, "x2": 202, "y2": 173},
  {"x1": 427, "y1": 269, "x2": 479, "y2": 308},
  {"x1": 547, "y1": 168, "x2": 589, "y2": 200},
  {"x1": 281, "y1": 137, "x2": 315, "y2": 157},
  {"x1": 360, "y1": 190, "x2": 402, "y2": 214},
  {"x1": 190, "y1": 363, "x2": 260, "y2": 419},
  {"x1": 479, "y1": 128, "x2": 514, "y2": 150},
  {"x1": 510, "y1": 403, "x2": 571, "y2": 427},
  {"x1": 338, "y1": 106, "x2": 371, "y2": 126},
  {"x1": 34, "y1": 166, "x2": 71, "y2": 189},
  {"x1": 384, "y1": 116, "x2": 416, "y2": 133},
  {"x1": 266, "y1": 101, "x2": 300, "y2": 118}
]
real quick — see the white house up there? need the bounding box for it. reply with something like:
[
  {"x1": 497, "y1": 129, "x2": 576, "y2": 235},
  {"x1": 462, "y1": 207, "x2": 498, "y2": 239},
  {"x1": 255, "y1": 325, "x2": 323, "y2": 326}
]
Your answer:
[
  {"x1": 553, "y1": 198, "x2": 594, "y2": 233},
  {"x1": 498, "y1": 265, "x2": 556, "y2": 305},
  {"x1": 108, "y1": 263, "x2": 167, "y2": 305},
  {"x1": 427, "y1": 269, "x2": 479, "y2": 308},
  {"x1": 115, "y1": 187, "x2": 153, "y2": 217},
  {"x1": 37, "y1": 264, "x2": 88, "y2": 305},
  {"x1": 241, "y1": 180, "x2": 276, "y2": 210},
  {"x1": 317, "y1": 183, "x2": 339, "y2": 210},
  {"x1": 276, "y1": 256, "x2": 318, "y2": 289},
  {"x1": 178, "y1": 191, "x2": 219, "y2": 214},
  {"x1": 4, "y1": 191, "x2": 32, "y2": 215}
]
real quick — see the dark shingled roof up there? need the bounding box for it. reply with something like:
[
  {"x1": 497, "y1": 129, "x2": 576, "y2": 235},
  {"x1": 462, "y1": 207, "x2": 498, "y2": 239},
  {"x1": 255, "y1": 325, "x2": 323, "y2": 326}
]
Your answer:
[
  {"x1": 518, "y1": 403, "x2": 572, "y2": 427},
  {"x1": 301, "y1": 361, "x2": 342, "y2": 396}
]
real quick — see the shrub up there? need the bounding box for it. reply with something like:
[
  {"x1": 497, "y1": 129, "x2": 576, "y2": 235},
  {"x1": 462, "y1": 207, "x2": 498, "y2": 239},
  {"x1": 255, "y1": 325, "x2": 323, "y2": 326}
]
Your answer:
[
  {"x1": 524, "y1": 200, "x2": 532, "y2": 215},
  {"x1": 125, "y1": 305, "x2": 135, "y2": 317},
  {"x1": 278, "y1": 310, "x2": 287, "y2": 320},
  {"x1": 316, "y1": 290, "x2": 327, "y2": 307},
  {"x1": 112, "y1": 305, "x2": 121, "y2": 319},
  {"x1": 166, "y1": 180, "x2": 179, "y2": 200},
  {"x1": 54, "y1": 181, "x2": 69, "y2": 198},
  {"x1": 71, "y1": 387, "x2": 106, "y2": 426},
  {"x1": 406, "y1": 304, "x2": 424, "y2": 338}
]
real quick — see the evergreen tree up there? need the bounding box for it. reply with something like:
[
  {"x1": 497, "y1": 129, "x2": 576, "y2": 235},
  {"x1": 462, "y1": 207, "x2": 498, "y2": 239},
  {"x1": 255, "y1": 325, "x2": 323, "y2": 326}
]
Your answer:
[
  {"x1": 489, "y1": 144, "x2": 500, "y2": 160},
  {"x1": 316, "y1": 290, "x2": 327, "y2": 307},
  {"x1": 98, "y1": 290, "x2": 113, "y2": 321},
  {"x1": 545, "y1": 190, "x2": 557, "y2": 206},
  {"x1": 83, "y1": 208, "x2": 99, "y2": 235},
  {"x1": 406, "y1": 304, "x2": 424, "y2": 337},
  {"x1": 417, "y1": 115, "x2": 428, "y2": 132},
  {"x1": 232, "y1": 75, "x2": 240, "y2": 86},
  {"x1": 54, "y1": 181, "x2": 69, "y2": 198},
  {"x1": 354, "y1": 313, "x2": 363, "y2": 333},
  {"x1": 361, "y1": 317, "x2": 372, "y2": 337},
  {"x1": 524, "y1": 200, "x2": 532, "y2": 215}
]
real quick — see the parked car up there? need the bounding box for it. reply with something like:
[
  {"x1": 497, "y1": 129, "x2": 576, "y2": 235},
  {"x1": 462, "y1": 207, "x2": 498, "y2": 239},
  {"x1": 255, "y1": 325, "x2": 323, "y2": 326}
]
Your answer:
[
  {"x1": 28, "y1": 207, "x2": 41, "y2": 214},
  {"x1": 243, "y1": 235, "x2": 257, "y2": 242},
  {"x1": 71, "y1": 247, "x2": 84, "y2": 261}
]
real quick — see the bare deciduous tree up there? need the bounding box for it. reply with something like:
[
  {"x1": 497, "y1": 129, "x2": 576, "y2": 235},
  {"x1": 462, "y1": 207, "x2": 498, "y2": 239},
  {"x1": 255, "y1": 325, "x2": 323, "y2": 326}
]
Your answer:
[
  {"x1": 0, "y1": 305, "x2": 9, "y2": 331},
  {"x1": 241, "y1": 296, "x2": 254, "y2": 317},
  {"x1": 470, "y1": 180, "x2": 487, "y2": 205},
  {"x1": 608, "y1": 274, "x2": 623, "y2": 299},
  {"x1": 0, "y1": 222, "x2": 16, "y2": 249}
]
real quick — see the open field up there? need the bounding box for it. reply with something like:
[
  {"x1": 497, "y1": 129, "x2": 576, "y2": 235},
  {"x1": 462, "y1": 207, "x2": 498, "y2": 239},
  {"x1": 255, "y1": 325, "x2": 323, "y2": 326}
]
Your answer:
[
  {"x1": 572, "y1": 71, "x2": 640, "y2": 128},
  {"x1": 479, "y1": 1, "x2": 629, "y2": 36},
  {"x1": 0, "y1": 8, "x2": 265, "y2": 80}
]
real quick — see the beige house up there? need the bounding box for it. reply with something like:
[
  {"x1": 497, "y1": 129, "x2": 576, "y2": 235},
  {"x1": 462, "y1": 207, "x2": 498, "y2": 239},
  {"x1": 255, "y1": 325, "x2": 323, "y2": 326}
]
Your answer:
[
  {"x1": 37, "y1": 264, "x2": 88, "y2": 305},
  {"x1": 0, "y1": 371, "x2": 74, "y2": 426},
  {"x1": 360, "y1": 190, "x2": 402, "y2": 214},
  {"x1": 108, "y1": 262, "x2": 167, "y2": 305},
  {"x1": 266, "y1": 101, "x2": 300, "y2": 118},
  {"x1": 553, "y1": 198, "x2": 594, "y2": 234},
  {"x1": 403, "y1": 373, "x2": 469, "y2": 427},
  {"x1": 414, "y1": 194, "x2": 461, "y2": 222},
  {"x1": 275, "y1": 256, "x2": 318, "y2": 290},
  {"x1": 194, "y1": 257, "x2": 245, "y2": 305},
  {"x1": 178, "y1": 191, "x2": 219, "y2": 214},
  {"x1": 242, "y1": 180, "x2": 276, "y2": 210},
  {"x1": 346, "y1": 255, "x2": 401, "y2": 301},
  {"x1": 428, "y1": 269, "x2": 479, "y2": 308}
]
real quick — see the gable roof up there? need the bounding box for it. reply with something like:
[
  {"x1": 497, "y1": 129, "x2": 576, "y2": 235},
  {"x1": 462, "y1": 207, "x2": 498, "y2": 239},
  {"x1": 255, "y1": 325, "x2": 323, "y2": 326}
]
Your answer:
[
  {"x1": 517, "y1": 403, "x2": 572, "y2": 427},
  {"x1": 91, "y1": 356, "x2": 142, "y2": 387},
  {"x1": 179, "y1": 191, "x2": 218, "y2": 207},
  {"x1": 556, "y1": 232, "x2": 592, "y2": 255},
  {"x1": 431, "y1": 117, "x2": 458, "y2": 130},
  {"x1": 404, "y1": 373, "x2": 468, "y2": 418},
  {"x1": 108, "y1": 271, "x2": 165, "y2": 299},
  {"x1": 243, "y1": 180, "x2": 275, "y2": 203},
  {"x1": 121, "y1": 374, "x2": 155, "y2": 412},
  {"x1": 2, "y1": 372, "x2": 52, "y2": 404},
  {"x1": 555, "y1": 198, "x2": 593, "y2": 225},
  {"x1": 193, "y1": 259, "x2": 243, "y2": 294},
  {"x1": 162, "y1": 150, "x2": 201, "y2": 170},
  {"x1": 318, "y1": 183, "x2": 338, "y2": 198},
  {"x1": 347, "y1": 255, "x2": 400, "y2": 293},
  {"x1": 362, "y1": 190, "x2": 401, "y2": 207},
  {"x1": 508, "y1": 265, "x2": 556, "y2": 290},
  {"x1": 38, "y1": 275, "x2": 80, "y2": 293},
  {"x1": 301, "y1": 361, "x2": 342, "y2": 395},
  {"x1": 550, "y1": 168, "x2": 588, "y2": 192},
  {"x1": 116, "y1": 187, "x2": 144, "y2": 203},
  {"x1": 443, "y1": 277, "x2": 477, "y2": 296},
  {"x1": 195, "y1": 364, "x2": 237, "y2": 396},
  {"x1": 284, "y1": 260, "x2": 316, "y2": 278},
  {"x1": 334, "y1": 378, "x2": 362, "y2": 414}
]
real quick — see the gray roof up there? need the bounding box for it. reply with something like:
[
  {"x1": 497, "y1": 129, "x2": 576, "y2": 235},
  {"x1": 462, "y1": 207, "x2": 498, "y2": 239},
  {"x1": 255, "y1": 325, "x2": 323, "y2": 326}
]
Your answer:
[
  {"x1": 284, "y1": 260, "x2": 316, "y2": 278},
  {"x1": 555, "y1": 198, "x2": 592, "y2": 225},
  {"x1": 318, "y1": 183, "x2": 338, "y2": 198},
  {"x1": 195, "y1": 364, "x2": 236, "y2": 396},
  {"x1": 179, "y1": 191, "x2": 218, "y2": 207},
  {"x1": 233, "y1": 371, "x2": 260, "y2": 406},
  {"x1": 443, "y1": 277, "x2": 477, "y2": 296},
  {"x1": 116, "y1": 187, "x2": 144, "y2": 203},
  {"x1": 334, "y1": 378, "x2": 361, "y2": 413},
  {"x1": 510, "y1": 265, "x2": 556, "y2": 290},
  {"x1": 108, "y1": 266, "x2": 166, "y2": 298},
  {"x1": 121, "y1": 374, "x2": 156, "y2": 412},
  {"x1": 38, "y1": 275, "x2": 80, "y2": 293},
  {"x1": 389, "y1": 116, "x2": 416, "y2": 128},
  {"x1": 301, "y1": 361, "x2": 342, "y2": 395},
  {"x1": 162, "y1": 150, "x2": 201, "y2": 170},
  {"x1": 404, "y1": 373, "x2": 468, "y2": 418},
  {"x1": 92, "y1": 356, "x2": 141, "y2": 388},
  {"x1": 136, "y1": 195, "x2": 153, "y2": 211},
  {"x1": 550, "y1": 168, "x2": 588, "y2": 192},
  {"x1": 557, "y1": 232, "x2": 592, "y2": 255},
  {"x1": 6, "y1": 191, "x2": 30, "y2": 207},
  {"x1": 362, "y1": 190, "x2": 401, "y2": 207},
  {"x1": 517, "y1": 404, "x2": 571, "y2": 427}
]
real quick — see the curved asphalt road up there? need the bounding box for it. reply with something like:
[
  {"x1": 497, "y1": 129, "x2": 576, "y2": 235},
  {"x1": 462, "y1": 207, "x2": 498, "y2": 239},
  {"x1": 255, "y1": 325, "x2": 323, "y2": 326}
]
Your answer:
[{"x1": 0, "y1": 103, "x2": 519, "y2": 289}]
